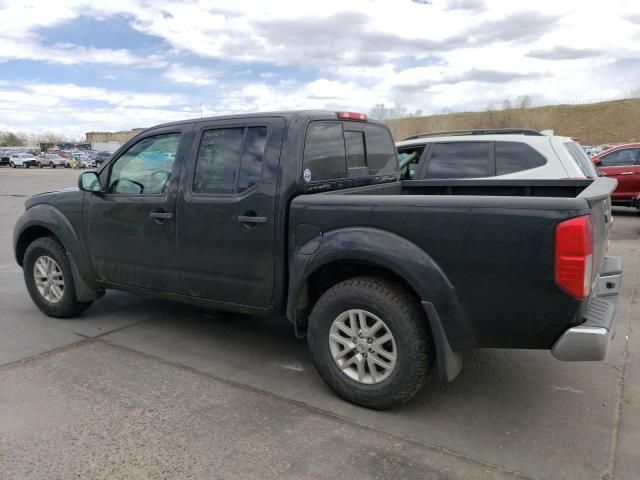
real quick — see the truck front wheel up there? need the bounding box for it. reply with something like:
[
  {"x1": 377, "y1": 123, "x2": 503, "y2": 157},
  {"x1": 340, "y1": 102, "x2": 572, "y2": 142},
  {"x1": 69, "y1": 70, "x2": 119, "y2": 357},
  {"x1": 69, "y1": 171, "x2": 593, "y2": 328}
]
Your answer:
[
  {"x1": 308, "y1": 276, "x2": 433, "y2": 409},
  {"x1": 23, "y1": 236, "x2": 92, "y2": 318}
]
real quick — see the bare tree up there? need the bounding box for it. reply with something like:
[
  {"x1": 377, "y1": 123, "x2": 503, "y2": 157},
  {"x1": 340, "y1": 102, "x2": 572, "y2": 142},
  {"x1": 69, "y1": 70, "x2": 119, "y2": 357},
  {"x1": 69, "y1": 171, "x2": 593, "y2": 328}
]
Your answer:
[
  {"x1": 369, "y1": 104, "x2": 387, "y2": 120},
  {"x1": 516, "y1": 95, "x2": 532, "y2": 109},
  {"x1": 0, "y1": 132, "x2": 26, "y2": 146}
]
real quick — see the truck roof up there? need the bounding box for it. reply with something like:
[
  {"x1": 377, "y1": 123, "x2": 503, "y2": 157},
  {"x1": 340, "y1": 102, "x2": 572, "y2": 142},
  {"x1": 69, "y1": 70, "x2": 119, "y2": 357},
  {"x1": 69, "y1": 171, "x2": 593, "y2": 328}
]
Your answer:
[{"x1": 152, "y1": 110, "x2": 388, "y2": 130}]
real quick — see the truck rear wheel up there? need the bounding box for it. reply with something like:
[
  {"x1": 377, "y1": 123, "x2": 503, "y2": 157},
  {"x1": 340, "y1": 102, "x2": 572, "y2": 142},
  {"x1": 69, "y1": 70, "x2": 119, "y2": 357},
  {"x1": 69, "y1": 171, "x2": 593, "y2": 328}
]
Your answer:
[
  {"x1": 23, "y1": 236, "x2": 92, "y2": 318},
  {"x1": 308, "y1": 276, "x2": 433, "y2": 409}
]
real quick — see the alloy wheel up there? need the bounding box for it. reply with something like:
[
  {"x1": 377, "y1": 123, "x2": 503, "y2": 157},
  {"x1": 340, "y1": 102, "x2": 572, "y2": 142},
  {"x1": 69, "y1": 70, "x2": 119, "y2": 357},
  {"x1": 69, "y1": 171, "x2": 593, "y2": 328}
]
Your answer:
[
  {"x1": 328, "y1": 309, "x2": 397, "y2": 384},
  {"x1": 33, "y1": 255, "x2": 65, "y2": 303}
]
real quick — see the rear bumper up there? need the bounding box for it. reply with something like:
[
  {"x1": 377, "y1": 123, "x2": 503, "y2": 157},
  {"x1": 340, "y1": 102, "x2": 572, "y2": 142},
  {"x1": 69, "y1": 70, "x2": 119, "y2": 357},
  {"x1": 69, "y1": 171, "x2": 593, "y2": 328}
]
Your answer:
[{"x1": 551, "y1": 256, "x2": 622, "y2": 361}]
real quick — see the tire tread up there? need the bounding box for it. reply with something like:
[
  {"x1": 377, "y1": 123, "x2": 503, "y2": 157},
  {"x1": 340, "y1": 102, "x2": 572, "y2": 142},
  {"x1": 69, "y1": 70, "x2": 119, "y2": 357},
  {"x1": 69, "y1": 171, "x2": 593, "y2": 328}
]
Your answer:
[{"x1": 308, "y1": 276, "x2": 432, "y2": 409}]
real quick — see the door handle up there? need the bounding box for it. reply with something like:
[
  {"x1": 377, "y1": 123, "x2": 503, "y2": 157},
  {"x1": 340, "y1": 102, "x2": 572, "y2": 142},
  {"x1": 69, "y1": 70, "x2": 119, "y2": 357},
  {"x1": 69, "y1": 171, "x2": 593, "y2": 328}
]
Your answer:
[
  {"x1": 149, "y1": 211, "x2": 174, "y2": 223},
  {"x1": 237, "y1": 215, "x2": 267, "y2": 224}
]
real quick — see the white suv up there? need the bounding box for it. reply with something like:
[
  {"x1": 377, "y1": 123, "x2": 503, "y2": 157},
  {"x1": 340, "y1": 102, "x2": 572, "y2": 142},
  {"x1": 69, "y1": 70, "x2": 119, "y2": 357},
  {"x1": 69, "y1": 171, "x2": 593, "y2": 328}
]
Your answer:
[
  {"x1": 396, "y1": 129, "x2": 598, "y2": 180},
  {"x1": 9, "y1": 153, "x2": 37, "y2": 168}
]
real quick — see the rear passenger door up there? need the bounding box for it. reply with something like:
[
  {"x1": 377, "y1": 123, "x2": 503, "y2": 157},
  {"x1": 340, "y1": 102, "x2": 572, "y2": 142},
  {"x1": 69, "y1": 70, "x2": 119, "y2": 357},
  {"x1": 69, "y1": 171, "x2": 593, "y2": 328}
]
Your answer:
[{"x1": 176, "y1": 117, "x2": 285, "y2": 307}]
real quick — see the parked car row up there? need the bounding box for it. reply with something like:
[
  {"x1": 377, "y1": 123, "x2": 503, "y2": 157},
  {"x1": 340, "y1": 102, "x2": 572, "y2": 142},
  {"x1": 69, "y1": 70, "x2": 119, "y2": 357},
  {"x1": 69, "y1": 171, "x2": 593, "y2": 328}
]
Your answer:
[
  {"x1": 397, "y1": 130, "x2": 640, "y2": 211},
  {"x1": 0, "y1": 148, "x2": 113, "y2": 169},
  {"x1": 591, "y1": 143, "x2": 640, "y2": 208},
  {"x1": 12, "y1": 111, "x2": 622, "y2": 410}
]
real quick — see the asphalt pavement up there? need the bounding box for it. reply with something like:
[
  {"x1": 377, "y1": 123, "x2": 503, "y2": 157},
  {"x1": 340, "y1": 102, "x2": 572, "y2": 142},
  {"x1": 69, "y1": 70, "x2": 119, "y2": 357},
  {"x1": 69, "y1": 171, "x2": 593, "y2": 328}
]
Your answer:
[{"x1": 0, "y1": 167, "x2": 638, "y2": 479}]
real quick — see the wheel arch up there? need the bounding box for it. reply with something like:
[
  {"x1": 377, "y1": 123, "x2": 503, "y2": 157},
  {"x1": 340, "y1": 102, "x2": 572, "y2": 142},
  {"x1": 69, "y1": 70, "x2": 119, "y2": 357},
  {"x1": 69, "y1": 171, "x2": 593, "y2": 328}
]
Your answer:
[
  {"x1": 14, "y1": 204, "x2": 101, "y2": 301},
  {"x1": 287, "y1": 227, "x2": 466, "y2": 381}
]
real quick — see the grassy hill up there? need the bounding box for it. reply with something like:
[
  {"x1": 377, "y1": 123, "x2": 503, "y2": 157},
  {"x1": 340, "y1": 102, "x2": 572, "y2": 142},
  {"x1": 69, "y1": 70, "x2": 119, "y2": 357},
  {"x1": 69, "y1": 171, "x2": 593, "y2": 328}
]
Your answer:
[{"x1": 387, "y1": 97, "x2": 640, "y2": 145}]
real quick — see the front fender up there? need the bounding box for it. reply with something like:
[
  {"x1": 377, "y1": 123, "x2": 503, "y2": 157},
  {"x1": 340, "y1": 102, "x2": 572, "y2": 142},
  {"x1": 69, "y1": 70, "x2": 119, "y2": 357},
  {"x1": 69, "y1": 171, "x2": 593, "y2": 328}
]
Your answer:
[
  {"x1": 287, "y1": 227, "x2": 473, "y2": 350},
  {"x1": 13, "y1": 204, "x2": 100, "y2": 299}
]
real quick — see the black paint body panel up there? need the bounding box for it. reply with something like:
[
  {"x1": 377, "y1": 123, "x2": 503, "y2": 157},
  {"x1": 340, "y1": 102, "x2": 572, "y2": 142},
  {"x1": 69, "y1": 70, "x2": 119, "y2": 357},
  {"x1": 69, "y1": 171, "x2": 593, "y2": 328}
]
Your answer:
[{"x1": 13, "y1": 110, "x2": 616, "y2": 352}]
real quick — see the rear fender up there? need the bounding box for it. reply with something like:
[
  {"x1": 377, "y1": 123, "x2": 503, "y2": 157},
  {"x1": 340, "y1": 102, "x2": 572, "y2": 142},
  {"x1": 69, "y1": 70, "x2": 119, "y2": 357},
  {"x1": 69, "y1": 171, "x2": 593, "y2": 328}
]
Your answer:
[{"x1": 287, "y1": 227, "x2": 469, "y2": 381}]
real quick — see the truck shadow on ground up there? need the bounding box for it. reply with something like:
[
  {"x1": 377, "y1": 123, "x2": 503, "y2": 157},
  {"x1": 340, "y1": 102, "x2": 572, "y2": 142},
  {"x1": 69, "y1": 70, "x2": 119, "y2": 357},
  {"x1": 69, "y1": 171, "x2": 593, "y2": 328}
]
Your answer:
[{"x1": 96, "y1": 293, "x2": 585, "y2": 422}]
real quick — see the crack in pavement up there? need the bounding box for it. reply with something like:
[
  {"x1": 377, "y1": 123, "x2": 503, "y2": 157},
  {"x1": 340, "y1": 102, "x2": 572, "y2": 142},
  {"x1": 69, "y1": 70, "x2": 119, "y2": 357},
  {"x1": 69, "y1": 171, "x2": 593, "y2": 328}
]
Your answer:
[{"x1": 606, "y1": 243, "x2": 639, "y2": 480}]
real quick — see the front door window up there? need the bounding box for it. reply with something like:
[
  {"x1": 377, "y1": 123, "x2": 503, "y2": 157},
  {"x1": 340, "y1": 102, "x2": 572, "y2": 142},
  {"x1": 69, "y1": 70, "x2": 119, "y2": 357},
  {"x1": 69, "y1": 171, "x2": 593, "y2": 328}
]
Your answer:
[{"x1": 108, "y1": 133, "x2": 181, "y2": 194}]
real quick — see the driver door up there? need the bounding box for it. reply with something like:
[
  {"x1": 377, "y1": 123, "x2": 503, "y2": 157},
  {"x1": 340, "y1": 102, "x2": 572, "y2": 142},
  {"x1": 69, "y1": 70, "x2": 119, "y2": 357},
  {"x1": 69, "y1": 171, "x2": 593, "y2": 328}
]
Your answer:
[{"x1": 85, "y1": 125, "x2": 192, "y2": 292}]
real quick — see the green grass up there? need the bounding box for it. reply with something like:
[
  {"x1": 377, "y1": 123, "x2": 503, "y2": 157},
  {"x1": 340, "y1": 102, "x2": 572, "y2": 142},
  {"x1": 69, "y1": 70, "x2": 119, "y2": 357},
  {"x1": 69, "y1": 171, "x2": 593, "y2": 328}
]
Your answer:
[{"x1": 387, "y1": 97, "x2": 640, "y2": 145}]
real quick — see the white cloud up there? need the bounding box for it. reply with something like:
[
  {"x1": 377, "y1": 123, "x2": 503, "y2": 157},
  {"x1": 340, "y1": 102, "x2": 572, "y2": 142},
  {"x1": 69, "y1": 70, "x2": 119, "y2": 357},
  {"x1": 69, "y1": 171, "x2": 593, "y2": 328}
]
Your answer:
[
  {"x1": 163, "y1": 63, "x2": 219, "y2": 86},
  {"x1": 0, "y1": 38, "x2": 167, "y2": 68},
  {"x1": 0, "y1": 0, "x2": 639, "y2": 134}
]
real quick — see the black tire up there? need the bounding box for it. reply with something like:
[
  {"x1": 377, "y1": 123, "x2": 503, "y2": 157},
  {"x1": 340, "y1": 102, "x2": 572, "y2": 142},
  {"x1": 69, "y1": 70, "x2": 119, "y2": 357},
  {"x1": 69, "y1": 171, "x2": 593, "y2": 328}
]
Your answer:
[
  {"x1": 23, "y1": 236, "x2": 92, "y2": 318},
  {"x1": 37, "y1": 162, "x2": 43, "y2": 168},
  {"x1": 50, "y1": 162, "x2": 55, "y2": 169},
  {"x1": 10, "y1": 162, "x2": 15, "y2": 168},
  {"x1": 308, "y1": 276, "x2": 433, "y2": 410}
]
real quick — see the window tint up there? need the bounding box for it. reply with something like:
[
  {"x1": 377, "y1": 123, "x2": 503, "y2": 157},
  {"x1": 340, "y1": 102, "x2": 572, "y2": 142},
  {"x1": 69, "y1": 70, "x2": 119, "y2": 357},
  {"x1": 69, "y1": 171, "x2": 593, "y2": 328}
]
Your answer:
[
  {"x1": 496, "y1": 142, "x2": 546, "y2": 175},
  {"x1": 193, "y1": 127, "x2": 268, "y2": 194},
  {"x1": 238, "y1": 127, "x2": 267, "y2": 192},
  {"x1": 365, "y1": 124, "x2": 398, "y2": 176},
  {"x1": 564, "y1": 142, "x2": 597, "y2": 177},
  {"x1": 303, "y1": 121, "x2": 398, "y2": 182},
  {"x1": 345, "y1": 131, "x2": 366, "y2": 169},
  {"x1": 108, "y1": 133, "x2": 180, "y2": 194},
  {"x1": 398, "y1": 146, "x2": 424, "y2": 180},
  {"x1": 303, "y1": 122, "x2": 346, "y2": 182},
  {"x1": 427, "y1": 142, "x2": 491, "y2": 179},
  {"x1": 599, "y1": 148, "x2": 639, "y2": 167}
]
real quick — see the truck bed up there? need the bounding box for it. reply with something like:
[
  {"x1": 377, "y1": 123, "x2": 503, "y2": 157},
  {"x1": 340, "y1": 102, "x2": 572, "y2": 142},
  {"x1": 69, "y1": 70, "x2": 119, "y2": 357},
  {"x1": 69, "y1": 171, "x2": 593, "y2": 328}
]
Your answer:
[{"x1": 291, "y1": 177, "x2": 615, "y2": 351}]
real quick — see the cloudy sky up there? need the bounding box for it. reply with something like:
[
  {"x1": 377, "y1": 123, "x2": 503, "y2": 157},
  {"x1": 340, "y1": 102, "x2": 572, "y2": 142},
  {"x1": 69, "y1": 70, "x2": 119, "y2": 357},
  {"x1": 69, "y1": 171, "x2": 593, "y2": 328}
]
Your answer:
[{"x1": 0, "y1": 0, "x2": 639, "y2": 137}]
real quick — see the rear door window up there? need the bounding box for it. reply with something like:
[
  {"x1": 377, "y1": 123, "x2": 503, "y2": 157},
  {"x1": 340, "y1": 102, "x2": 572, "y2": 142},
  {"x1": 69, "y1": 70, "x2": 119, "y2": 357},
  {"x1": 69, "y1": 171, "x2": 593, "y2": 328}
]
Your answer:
[
  {"x1": 496, "y1": 142, "x2": 546, "y2": 175},
  {"x1": 193, "y1": 126, "x2": 268, "y2": 194},
  {"x1": 426, "y1": 142, "x2": 491, "y2": 179}
]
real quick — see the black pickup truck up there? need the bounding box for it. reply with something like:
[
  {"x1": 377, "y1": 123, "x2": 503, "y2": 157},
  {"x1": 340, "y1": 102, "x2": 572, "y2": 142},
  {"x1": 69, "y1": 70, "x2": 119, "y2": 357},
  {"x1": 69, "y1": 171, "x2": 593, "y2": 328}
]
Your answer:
[{"x1": 13, "y1": 111, "x2": 622, "y2": 409}]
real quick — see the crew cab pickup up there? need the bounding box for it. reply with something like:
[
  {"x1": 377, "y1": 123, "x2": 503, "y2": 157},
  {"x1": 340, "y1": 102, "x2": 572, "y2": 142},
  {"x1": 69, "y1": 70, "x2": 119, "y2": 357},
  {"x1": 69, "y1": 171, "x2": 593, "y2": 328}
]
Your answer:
[{"x1": 13, "y1": 111, "x2": 622, "y2": 409}]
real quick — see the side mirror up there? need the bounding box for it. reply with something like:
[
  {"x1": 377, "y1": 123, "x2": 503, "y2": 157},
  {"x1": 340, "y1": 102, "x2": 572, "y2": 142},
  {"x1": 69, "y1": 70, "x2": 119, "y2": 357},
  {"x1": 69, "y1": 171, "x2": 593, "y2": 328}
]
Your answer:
[{"x1": 78, "y1": 171, "x2": 102, "y2": 193}]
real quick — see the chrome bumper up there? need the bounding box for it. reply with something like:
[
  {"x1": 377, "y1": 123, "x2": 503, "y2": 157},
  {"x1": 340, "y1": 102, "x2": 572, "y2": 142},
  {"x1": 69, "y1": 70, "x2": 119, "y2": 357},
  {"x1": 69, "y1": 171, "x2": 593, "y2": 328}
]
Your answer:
[{"x1": 551, "y1": 256, "x2": 622, "y2": 361}]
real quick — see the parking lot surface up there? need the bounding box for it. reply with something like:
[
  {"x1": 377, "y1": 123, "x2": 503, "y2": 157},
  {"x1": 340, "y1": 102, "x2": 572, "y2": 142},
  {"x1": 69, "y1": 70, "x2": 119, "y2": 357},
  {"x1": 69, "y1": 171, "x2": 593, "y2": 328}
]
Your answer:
[{"x1": 1, "y1": 168, "x2": 638, "y2": 479}]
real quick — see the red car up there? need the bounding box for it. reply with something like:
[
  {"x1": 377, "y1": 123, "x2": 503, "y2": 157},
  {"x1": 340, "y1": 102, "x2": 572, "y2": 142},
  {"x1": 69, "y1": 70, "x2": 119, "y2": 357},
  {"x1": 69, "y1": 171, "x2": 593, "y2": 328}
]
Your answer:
[{"x1": 592, "y1": 143, "x2": 640, "y2": 207}]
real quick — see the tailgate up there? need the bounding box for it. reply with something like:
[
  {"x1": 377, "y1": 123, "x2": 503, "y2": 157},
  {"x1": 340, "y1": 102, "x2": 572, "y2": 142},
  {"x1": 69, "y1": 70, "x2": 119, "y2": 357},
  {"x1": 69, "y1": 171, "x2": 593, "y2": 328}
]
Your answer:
[{"x1": 577, "y1": 177, "x2": 617, "y2": 279}]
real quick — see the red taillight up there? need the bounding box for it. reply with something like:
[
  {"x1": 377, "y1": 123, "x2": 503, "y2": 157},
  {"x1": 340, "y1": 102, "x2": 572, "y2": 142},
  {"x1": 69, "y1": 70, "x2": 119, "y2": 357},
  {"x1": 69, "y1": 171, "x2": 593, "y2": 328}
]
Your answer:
[
  {"x1": 555, "y1": 215, "x2": 593, "y2": 299},
  {"x1": 337, "y1": 111, "x2": 367, "y2": 121}
]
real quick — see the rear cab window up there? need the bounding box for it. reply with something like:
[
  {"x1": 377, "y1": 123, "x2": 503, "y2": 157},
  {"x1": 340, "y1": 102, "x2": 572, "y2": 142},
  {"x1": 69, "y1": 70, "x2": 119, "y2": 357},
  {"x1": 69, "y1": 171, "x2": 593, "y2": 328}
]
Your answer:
[{"x1": 302, "y1": 121, "x2": 398, "y2": 189}]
